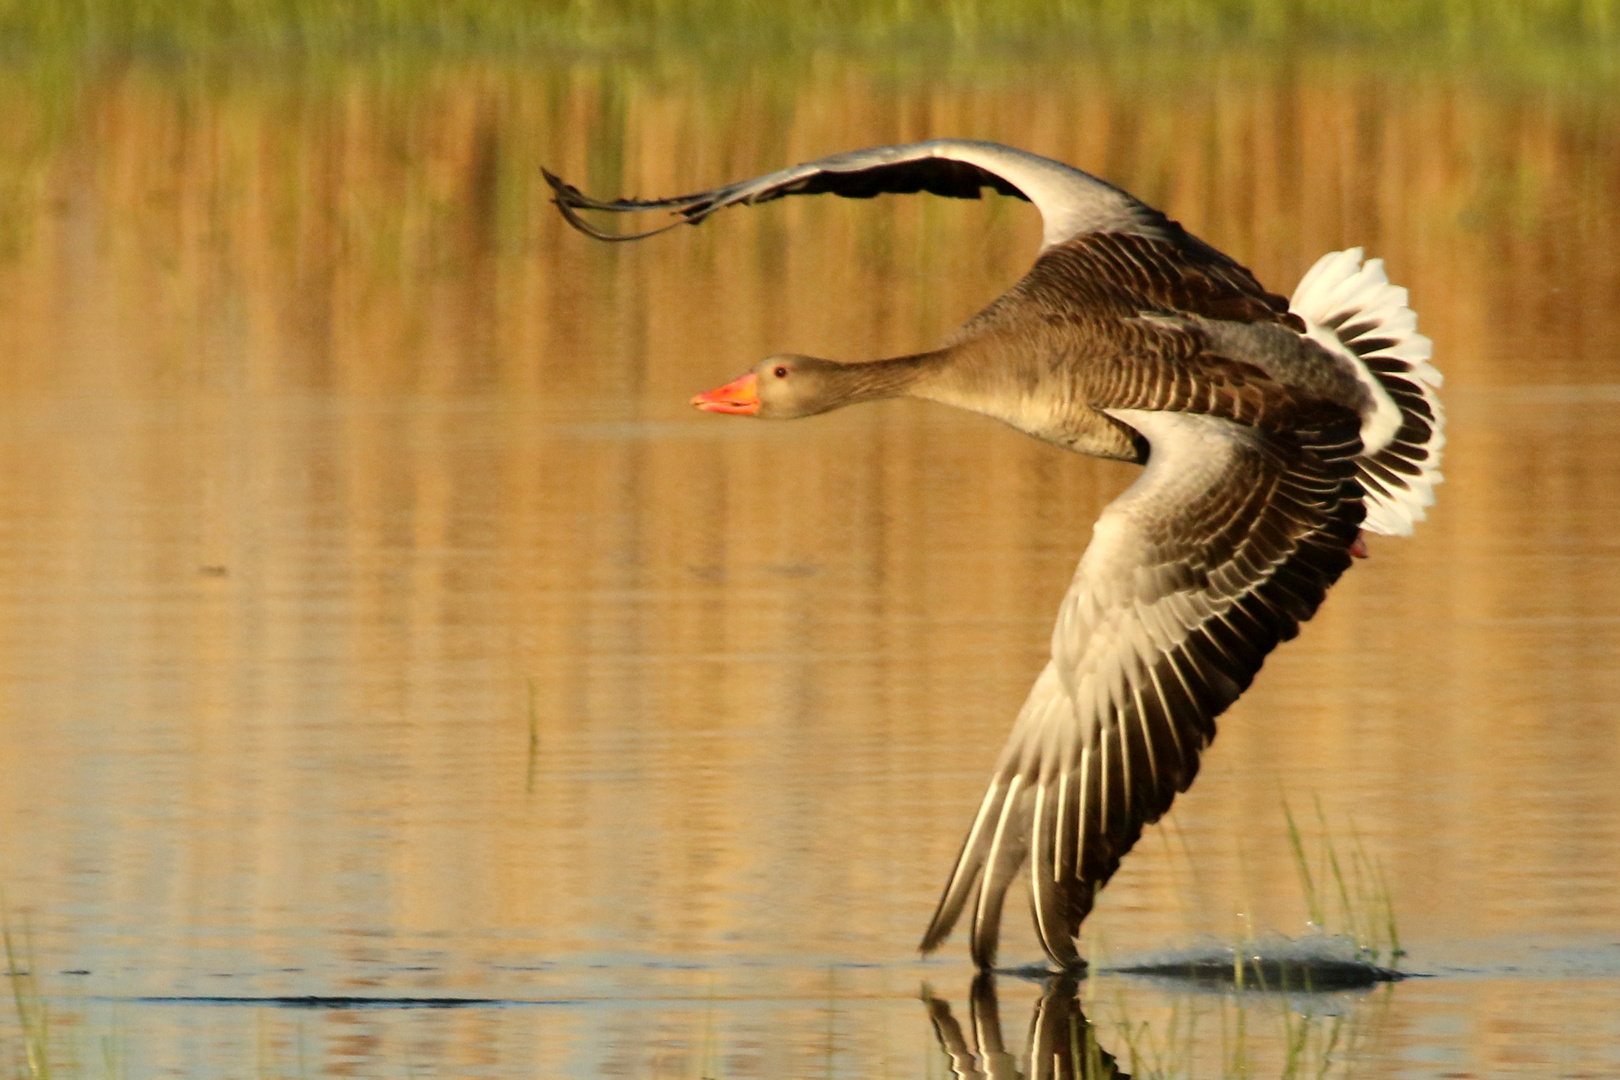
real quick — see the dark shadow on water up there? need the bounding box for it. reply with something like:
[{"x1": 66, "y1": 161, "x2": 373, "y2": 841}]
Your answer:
[
  {"x1": 1109, "y1": 935, "x2": 1406, "y2": 991},
  {"x1": 1113, "y1": 956, "x2": 1403, "y2": 991},
  {"x1": 125, "y1": 995, "x2": 566, "y2": 1009},
  {"x1": 925, "y1": 972, "x2": 1130, "y2": 1079}
]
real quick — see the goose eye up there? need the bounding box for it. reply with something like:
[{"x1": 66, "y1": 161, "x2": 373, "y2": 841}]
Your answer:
[{"x1": 773, "y1": 366, "x2": 789, "y2": 379}]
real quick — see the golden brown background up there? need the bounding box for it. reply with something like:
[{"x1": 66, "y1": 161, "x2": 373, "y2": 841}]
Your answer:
[{"x1": 0, "y1": 50, "x2": 1617, "y2": 1077}]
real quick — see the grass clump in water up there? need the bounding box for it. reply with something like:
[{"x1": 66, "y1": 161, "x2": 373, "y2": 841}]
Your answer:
[
  {"x1": 4, "y1": 912, "x2": 51, "y2": 1080},
  {"x1": 2, "y1": 908, "x2": 122, "y2": 1080},
  {"x1": 1282, "y1": 797, "x2": 1402, "y2": 968},
  {"x1": 1114, "y1": 800, "x2": 1404, "y2": 992}
]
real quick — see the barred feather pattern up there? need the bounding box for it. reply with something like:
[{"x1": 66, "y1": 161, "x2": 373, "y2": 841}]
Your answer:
[
  {"x1": 920, "y1": 411, "x2": 1364, "y2": 968},
  {"x1": 1290, "y1": 248, "x2": 1445, "y2": 536}
]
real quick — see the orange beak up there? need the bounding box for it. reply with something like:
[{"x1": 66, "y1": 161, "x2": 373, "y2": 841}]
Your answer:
[{"x1": 691, "y1": 372, "x2": 760, "y2": 415}]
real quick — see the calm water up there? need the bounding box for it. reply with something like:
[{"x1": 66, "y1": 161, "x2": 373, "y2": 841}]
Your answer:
[{"x1": 1, "y1": 50, "x2": 1619, "y2": 1078}]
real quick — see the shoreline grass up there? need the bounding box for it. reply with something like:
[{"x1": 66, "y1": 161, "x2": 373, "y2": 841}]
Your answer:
[{"x1": 0, "y1": 0, "x2": 1616, "y2": 63}]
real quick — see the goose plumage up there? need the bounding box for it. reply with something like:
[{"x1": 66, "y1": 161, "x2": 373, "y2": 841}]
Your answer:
[{"x1": 546, "y1": 140, "x2": 1443, "y2": 970}]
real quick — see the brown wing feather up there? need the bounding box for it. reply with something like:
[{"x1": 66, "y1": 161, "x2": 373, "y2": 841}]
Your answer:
[
  {"x1": 947, "y1": 231, "x2": 1342, "y2": 438},
  {"x1": 920, "y1": 413, "x2": 1363, "y2": 968},
  {"x1": 1024, "y1": 232, "x2": 1301, "y2": 329}
]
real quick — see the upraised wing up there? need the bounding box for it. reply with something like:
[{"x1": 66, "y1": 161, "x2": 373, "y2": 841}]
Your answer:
[
  {"x1": 544, "y1": 139, "x2": 1168, "y2": 250},
  {"x1": 920, "y1": 409, "x2": 1364, "y2": 968}
]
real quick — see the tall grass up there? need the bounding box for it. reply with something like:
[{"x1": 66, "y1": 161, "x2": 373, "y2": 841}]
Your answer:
[
  {"x1": 2, "y1": 911, "x2": 125, "y2": 1080},
  {"x1": 3, "y1": 914, "x2": 51, "y2": 1080},
  {"x1": 0, "y1": 0, "x2": 1615, "y2": 57},
  {"x1": 1282, "y1": 798, "x2": 1403, "y2": 966}
]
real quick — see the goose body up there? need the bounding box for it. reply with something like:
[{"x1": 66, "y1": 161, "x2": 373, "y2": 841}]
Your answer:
[{"x1": 546, "y1": 140, "x2": 1443, "y2": 969}]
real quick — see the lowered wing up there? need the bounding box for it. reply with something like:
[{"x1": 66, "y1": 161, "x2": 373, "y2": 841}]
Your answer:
[{"x1": 920, "y1": 409, "x2": 1364, "y2": 968}]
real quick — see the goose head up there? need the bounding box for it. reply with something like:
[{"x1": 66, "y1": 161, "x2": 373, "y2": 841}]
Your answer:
[{"x1": 692, "y1": 354, "x2": 924, "y2": 419}]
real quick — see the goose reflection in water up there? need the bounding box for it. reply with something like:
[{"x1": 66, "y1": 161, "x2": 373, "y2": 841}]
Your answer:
[{"x1": 926, "y1": 974, "x2": 1128, "y2": 1080}]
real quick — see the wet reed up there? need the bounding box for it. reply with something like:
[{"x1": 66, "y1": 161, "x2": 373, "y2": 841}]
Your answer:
[
  {"x1": 3, "y1": 915, "x2": 50, "y2": 1080},
  {"x1": 1283, "y1": 798, "x2": 1402, "y2": 966}
]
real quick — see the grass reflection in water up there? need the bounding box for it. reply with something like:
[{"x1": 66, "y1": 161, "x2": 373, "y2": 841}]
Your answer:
[{"x1": 0, "y1": 13, "x2": 1618, "y2": 1080}]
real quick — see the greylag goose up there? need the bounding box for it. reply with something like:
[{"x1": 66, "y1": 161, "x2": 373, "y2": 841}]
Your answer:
[{"x1": 545, "y1": 140, "x2": 1444, "y2": 970}]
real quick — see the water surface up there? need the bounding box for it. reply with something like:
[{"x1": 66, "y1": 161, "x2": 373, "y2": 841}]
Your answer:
[{"x1": 1, "y1": 49, "x2": 1618, "y2": 1078}]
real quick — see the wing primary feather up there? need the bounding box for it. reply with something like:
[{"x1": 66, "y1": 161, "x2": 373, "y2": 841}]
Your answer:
[
  {"x1": 542, "y1": 169, "x2": 693, "y2": 242},
  {"x1": 1029, "y1": 777, "x2": 1056, "y2": 949},
  {"x1": 1119, "y1": 657, "x2": 1164, "y2": 812},
  {"x1": 1053, "y1": 768, "x2": 1073, "y2": 885},
  {"x1": 1069, "y1": 744, "x2": 1095, "y2": 919},
  {"x1": 1095, "y1": 708, "x2": 1113, "y2": 843},
  {"x1": 919, "y1": 776, "x2": 1007, "y2": 954},
  {"x1": 1029, "y1": 774, "x2": 1081, "y2": 966},
  {"x1": 1130, "y1": 668, "x2": 1177, "y2": 789},
  {"x1": 1110, "y1": 675, "x2": 1135, "y2": 828},
  {"x1": 971, "y1": 774, "x2": 1029, "y2": 969},
  {"x1": 1131, "y1": 667, "x2": 1175, "y2": 806},
  {"x1": 1074, "y1": 742, "x2": 1093, "y2": 882}
]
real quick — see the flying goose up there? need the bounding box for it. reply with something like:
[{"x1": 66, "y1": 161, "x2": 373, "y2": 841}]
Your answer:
[{"x1": 545, "y1": 140, "x2": 1444, "y2": 970}]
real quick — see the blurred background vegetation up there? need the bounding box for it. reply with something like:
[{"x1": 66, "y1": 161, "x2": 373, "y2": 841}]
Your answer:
[
  {"x1": 1, "y1": 2, "x2": 1618, "y2": 1078},
  {"x1": 0, "y1": 0, "x2": 1616, "y2": 61}
]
